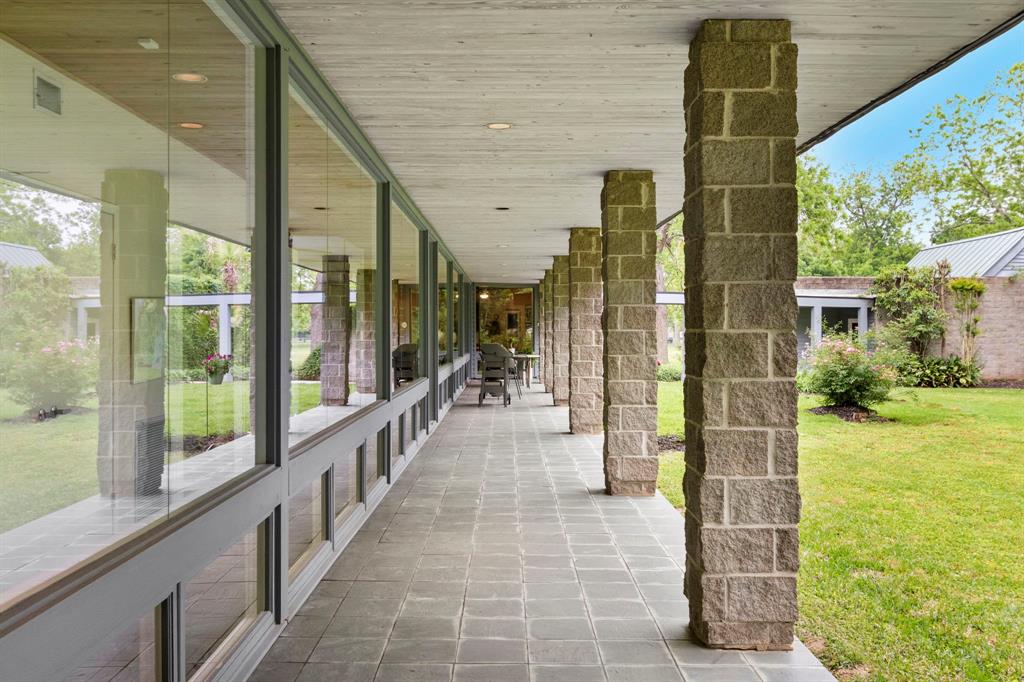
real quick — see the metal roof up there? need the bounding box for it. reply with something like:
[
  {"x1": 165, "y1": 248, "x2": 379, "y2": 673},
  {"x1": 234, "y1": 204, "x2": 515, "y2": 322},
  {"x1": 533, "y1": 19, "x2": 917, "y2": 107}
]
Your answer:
[
  {"x1": 0, "y1": 241, "x2": 53, "y2": 270},
  {"x1": 907, "y1": 227, "x2": 1024, "y2": 277}
]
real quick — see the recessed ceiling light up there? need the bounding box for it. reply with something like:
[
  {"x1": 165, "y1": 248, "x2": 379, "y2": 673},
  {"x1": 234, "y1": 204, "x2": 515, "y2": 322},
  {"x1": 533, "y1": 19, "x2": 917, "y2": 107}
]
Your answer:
[
  {"x1": 313, "y1": 206, "x2": 327, "y2": 211},
  {"x1": 495, "y1": 207, "x2": 510, "y2": 211},
  {"x1": 179, "y1": 122, "x2": 204, "y2": 129},
  {"x1": 486, "y1": 122, "x2": 512, "y2": 130},
  {"x1": 172, "y1": 72, "x2": 207, "y2": 83},
  {"x1": 497, "y1": 244, "x2": 509, "y2": 249},
  {"x1": 137, "y1": 37, "x2": 160, "y2": 50}
]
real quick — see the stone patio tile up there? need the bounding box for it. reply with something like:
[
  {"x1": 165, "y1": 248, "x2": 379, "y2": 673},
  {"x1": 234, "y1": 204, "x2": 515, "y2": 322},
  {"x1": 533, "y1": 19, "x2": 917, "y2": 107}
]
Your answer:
[
  {"x1": 308, "y1": 637, "x2": 387, "y2": 663},
  {"x1": 460, "y1": 617, "x2": 527, "y2": 640},
  {"x1": 592, "y1": 617, "x2": 662, "y2": 640},
  {"x1": 295, "y1": 662, "x2": 378, "y2": 682},
  {"x1": 456, "y1": 638, "x2": 528, "y2": 663},
  {"x1": 527, "y1": 618, "x2": 595, "y2": 640},
  {"x1": 603, "y1": 665, "x2": 682, "y2": 681},
  {"x1": 264, "y1": 636, "x2": 318, "y2": 662},
  {"x1": 756, "y1": 668, "x2": 838, "y2": 682},
  {"x1": 531, "y1": 665, "x2": 607, "y2": 682},
  {"x1": 527, "y1": 640, "x2": 601, "y2": 665},
  {"x1": 453, "y1": 663, "x2": 529, "y2": 682},
  {"x1": 374, "y1": 663, "x2": 453, "y2": 682},
  {"x1": 597, "y1": 640, "x2": 673, "y2": 665},
  {"x1": 666, "y1": 640, "x2": 745, "y2": 665},
  {"x1": 382, "y1": 638, "x2": 459, "y2": 663}
]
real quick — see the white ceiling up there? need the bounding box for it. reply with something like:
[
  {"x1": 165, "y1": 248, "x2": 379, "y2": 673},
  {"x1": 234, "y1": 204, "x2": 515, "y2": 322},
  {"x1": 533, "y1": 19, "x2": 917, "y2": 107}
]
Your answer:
[{"x1": 270, "y1": 0, "x2": 1022, "y2": 283}]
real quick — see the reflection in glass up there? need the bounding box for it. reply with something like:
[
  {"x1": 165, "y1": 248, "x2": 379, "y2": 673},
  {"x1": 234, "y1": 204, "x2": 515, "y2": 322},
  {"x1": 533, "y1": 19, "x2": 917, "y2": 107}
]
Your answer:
[
  {"x1": 438, "y1": 252, "x2": 449, "y2": 364},
  {"x1": 61, "y1": 608, "x2": 158, "y2": 681},
  {"x1": 390, "y1": 203, "x2": 420, "y2": 389},
  {"x1": 287, "y1": 89, "x2": 377, "y2": 448},
  {"x1": 335, "y1": 449, "x2": 358, "y2": 526},
  {"x1": 477, "y1": 287, "x2": 535, "y2": 353},
  {"x1": 365, "y1": 430, "x2": 384, "y2": 491},
  {"x1": 0, "y1": 0, "x2": 256, "y2": 606},
  {"x1": 186, "y1": 529, "x2": 261, "y2": 679},
  {"x1": 288, "y1": 477, "x2": 325, "y2": 575}
]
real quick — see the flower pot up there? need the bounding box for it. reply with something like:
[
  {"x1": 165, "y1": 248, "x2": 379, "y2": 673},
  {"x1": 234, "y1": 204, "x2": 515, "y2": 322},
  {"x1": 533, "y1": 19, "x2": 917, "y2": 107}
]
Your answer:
[{"x1": 208, "y1": 371, "x2": 225, "y2": 385}]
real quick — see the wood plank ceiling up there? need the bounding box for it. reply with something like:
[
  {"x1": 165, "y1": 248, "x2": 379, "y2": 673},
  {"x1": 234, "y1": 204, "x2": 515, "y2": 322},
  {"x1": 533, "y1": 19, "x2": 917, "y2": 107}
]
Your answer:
[{"x1": 270, "y1": 0, "x2": 1022, "y2": 282}]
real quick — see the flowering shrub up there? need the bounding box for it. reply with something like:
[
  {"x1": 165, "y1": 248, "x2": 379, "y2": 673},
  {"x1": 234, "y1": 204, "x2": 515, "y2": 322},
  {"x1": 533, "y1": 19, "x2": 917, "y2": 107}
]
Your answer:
[
  {"x1": 802, "y1": 336, "x2": 896, "y2": 408},
  {"x1": 203, "y1": 353, "x2": 232, "y2": 376},
  {"x1": 7, "y1": 338, "x2": 98, "y2": 410}
]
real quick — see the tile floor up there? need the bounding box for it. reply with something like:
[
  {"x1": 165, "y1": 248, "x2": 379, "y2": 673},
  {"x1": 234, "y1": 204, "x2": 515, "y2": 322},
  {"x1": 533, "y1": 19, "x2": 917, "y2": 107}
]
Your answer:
[{"x1": 249, "y1": 384, "x2": 835, "y2": 682}]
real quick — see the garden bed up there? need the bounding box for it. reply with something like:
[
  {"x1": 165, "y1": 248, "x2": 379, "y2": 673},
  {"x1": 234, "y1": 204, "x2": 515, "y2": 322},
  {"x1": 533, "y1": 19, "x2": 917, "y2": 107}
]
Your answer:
[{"x1": 807, "y1": 405, "x2": 892, "y2": 423}]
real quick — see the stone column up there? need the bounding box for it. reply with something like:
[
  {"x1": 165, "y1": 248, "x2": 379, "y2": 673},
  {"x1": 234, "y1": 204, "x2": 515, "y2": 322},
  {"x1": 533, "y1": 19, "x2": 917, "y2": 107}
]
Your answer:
[
  {"x1": 353, "y1": 268, "x2": 376, "y2": 395},
  {"x1": 542, "y1": 269, "x2": 554, "y2": 393},
  {"x1": 569, "y1": 228, "x2": 603, "y2": 434},
  {"x1": 601, "y1": 170, "x2": 659, "y2": 495},
  {"x1": 537, "y1": 275, "x2": 546, "y2": 386},
  {"x1": 321, "y1": 255, "x2": 350, "y2": 406},
  {"x1": 551, "y1": 256, "x2": 570, "y2": 406},
  {"x1": 97, "y1": 170, "x2": 168, "y2": 498},
  {"x1": 682, "y1": 19, "x2": 800, "y2": 650}
]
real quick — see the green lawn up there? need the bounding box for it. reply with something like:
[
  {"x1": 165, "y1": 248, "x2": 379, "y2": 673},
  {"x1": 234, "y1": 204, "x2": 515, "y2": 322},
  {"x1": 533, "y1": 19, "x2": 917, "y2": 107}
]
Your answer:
[
  {"x1": 656, "y1": 385, "x2": 1024, "y2": 681},
  {"x1": 657, "y1": 380, "x2": 684, "y2": 437},
  {"x1": 0, "y1": 382, "x2": 321, "y2": 533}
]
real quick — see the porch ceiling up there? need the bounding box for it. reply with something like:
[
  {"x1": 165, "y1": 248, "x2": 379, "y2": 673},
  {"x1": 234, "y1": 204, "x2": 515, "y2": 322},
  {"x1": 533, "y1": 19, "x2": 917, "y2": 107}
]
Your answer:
[{"x1": 270, "y1": 0, "x2": 1022, "y2": 282}]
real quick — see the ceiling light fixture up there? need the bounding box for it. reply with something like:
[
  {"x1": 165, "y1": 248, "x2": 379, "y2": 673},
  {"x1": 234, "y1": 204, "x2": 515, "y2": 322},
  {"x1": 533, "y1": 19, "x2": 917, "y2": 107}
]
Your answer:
[
  {"x1": 497, "y1": 244, "x2": 510, "y2": 249},
  {"x1": 495, "y1": 207, "x2": 510, "y2": 211},
  {"x1": 178, "y1": 122, "x2": 204, "y2": 129},
  {"x1": 479, "y1": 292, "x2": 490, "y2": 300},
  {"x1": 486, "y1": 122, "x2": 512, "y2": 130},
  {"x1": 137, "y1": 38, "x2": 160, "y2": 50},
  {"x1": 172, "y1": 72, "x2": 207, "y2": 83},
  {"x1": 313, "y1": 206, "x2": 327, "y2": 211}
]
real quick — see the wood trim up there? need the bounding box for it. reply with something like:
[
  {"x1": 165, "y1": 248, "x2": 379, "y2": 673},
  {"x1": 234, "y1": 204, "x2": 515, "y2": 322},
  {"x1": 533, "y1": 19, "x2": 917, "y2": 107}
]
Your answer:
[{"x1": 797, "y1": 10, "x2": 1024, "y2": 154}]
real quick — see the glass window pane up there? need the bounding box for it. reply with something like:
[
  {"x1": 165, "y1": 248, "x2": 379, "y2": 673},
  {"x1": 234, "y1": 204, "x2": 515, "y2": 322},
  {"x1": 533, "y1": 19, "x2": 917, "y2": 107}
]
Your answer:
[
  {"x1": 288, "y1": 477, "x2": 325, "y2": 576},
  {"x1": 335, "y1": 449, "x2": 358, "y2": 526},
  {"x1": 60, "y1": 608, "x2": 159, "y2": 681},
  {"x1": 390, "y1": 203, "x2": 420, "y2": 390},
  {"x1": 288, "y1": 89, "x2": 377, "y2": 448},
  {"x1": 0, "y1": 0, "x2": 256, "y2": 606},
  {"x1": 437, "y1": 251, "x2": 450, "y2": 364},
  {"x1": 186, "y1": 527, "x2": 262, "y2": 679},
  {"x1": 478, "y1": 287, "x2": 534, "y2": 353},
  {"x1": 454, "y1": 274, "x2": 462, "y2": 355}
]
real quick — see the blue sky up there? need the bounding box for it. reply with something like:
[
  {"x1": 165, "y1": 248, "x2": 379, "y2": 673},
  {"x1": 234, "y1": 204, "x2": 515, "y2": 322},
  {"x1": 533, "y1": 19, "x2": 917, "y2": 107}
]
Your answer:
[{"x1": 811, "y1": 22, "x2": 1024, "y2": 174}]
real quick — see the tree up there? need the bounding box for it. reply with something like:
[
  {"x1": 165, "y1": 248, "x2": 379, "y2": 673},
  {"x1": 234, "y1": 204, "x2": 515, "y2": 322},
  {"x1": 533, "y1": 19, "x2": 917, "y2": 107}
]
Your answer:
[
  {"x1": 871, "y1": 265, "x2": 948, "y2": 359},
  {"x1": 910, "y1": 62, "x2": 1024, "y2": 243},
  {"x1": 796, "y1": 157, "x2": 922, "y2": 276}
]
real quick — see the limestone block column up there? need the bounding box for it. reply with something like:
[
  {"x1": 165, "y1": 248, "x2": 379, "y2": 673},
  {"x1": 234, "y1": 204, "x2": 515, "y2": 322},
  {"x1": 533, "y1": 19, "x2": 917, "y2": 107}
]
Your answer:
[
  {"x1": 321, "y1": 255, "x2": 351, "y2": 406},
  {"x1": 569, "y1": 228, "x2": 604, "y2": 434},
  {"x1": 542, "y1": 269, "x2": 554, "y2": 392},
  {"x1": 682, "y1": 19, "x2": 800, "y2": 650},
  {"x1": 97, "y1": 170, "x2": 168, "y2": 497},
  {"x1": 551, "y1": 256, "x2": 570, "y2": 405},
  {"x1": 354, "y1": 268, "x2": 376, "y2": 395},
  {"x1": 601, "y1": 170, "x2": 659, "y2": 495}
]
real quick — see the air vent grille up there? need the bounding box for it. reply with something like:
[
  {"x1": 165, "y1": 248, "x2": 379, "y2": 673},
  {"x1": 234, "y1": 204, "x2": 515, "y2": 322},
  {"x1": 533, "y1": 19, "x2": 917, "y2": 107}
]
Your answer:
[{"x1": 34, "y1": 75, "x2": 61, "y2": 115}]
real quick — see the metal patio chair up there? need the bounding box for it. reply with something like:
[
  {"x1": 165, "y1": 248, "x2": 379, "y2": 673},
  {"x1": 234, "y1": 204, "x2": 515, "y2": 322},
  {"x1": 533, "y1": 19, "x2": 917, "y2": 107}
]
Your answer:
[{"x1": 478, "y1": 343, "x2": 512, "y2": 406}]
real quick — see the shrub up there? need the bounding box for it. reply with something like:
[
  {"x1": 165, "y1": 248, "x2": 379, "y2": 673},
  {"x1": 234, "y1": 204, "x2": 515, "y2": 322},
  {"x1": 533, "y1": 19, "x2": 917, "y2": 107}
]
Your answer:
[
  {"x1": 656, "y1": 363, "x2": 682, "y2": 382},
  {"x1": 7, "y1": 338, "x2": 98, "y2": 411},
  {"x1": 868, "y1": 327, "x2": 921, "y2": 387},
  {"x1": 871, "y1": 265, "x2": 948, "y2": 358},
  {"x1": 295, "y1": 345, "x2": 321, "y2": 380},
  {"x1": 949, "y1": 277, "x2": 986, "y2": 366},
  {"x1": 167, "y1": 368, "x2": 207, "y2": 383},
  {"x1": 803, "y1": 335, "x2": 896, "y2": 408},
  {"x1": 909, "y1": 356, "x2": 980, "y2": 388}
]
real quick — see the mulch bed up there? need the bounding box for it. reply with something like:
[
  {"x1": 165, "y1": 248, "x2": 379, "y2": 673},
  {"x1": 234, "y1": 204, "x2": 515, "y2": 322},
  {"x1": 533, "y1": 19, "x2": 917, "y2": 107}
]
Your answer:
[
  {"x1": 181, "y1": 433, "x2": 238, "y2": 455},
  {"x1": 808, "y1": 405, "x2": 892, "y2": 423},
  {"x1": 977, "y1": 380, "x2": 1024, "y2": 389},
  {"x1": 658, "y1": 435, "x2": 685, "y2": 452}
]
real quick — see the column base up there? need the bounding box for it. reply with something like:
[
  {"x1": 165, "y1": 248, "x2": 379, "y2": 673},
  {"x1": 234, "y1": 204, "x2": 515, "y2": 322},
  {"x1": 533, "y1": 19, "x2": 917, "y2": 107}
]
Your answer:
[{"x1": 691, "y1": 620, "x2": 795, "y2": 651}]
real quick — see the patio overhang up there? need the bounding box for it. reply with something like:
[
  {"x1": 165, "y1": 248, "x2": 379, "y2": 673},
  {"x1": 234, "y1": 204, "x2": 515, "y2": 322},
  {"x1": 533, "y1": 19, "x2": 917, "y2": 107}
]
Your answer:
[{"x1": 271, "y1": 0, "x2": 1023, "y2": 282}]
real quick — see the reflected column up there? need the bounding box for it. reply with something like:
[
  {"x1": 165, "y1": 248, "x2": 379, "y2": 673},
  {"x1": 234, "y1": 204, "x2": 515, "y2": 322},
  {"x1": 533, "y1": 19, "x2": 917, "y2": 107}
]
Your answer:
[
  {"x1": 97, "y1": 169, "x2": 168, "y2": 498},
  {"x1": 321, "y1": 255, "x2": 350, "y2": 406},
  {"x1": 354, "y1": 268, "x2": 376, "y2": 395}
]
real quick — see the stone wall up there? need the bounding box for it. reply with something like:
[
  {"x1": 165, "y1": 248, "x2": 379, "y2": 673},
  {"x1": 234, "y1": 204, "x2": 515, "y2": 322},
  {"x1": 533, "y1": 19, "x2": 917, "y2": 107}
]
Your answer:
[
  {"x1": 569, "y1": 227, "x2": 604, "y2": 434},
  {"x1": 682, "y1": 19, "x2": 800, "y2": 650},
  {"x1": 933, "y1": 276, "x2": 1024, "y2": 380},
  {"x1": 600, "y1": 170, "x2": 659, "y2": 496}
]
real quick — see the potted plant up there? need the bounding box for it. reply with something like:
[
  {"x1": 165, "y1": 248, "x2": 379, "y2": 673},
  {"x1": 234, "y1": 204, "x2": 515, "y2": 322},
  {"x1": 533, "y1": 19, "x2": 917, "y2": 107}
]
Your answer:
[{"x1": 203, "y1": 353, "x2": 232, "y2": 385}]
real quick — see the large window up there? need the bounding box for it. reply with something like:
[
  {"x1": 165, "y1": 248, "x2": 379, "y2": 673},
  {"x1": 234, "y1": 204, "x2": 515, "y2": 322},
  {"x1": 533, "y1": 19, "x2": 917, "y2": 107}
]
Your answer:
[
  {"x1": 454, "y1": 273, "x2": 463, "y2": 355},
  {"x1": 438, "y1": 251, "x2": 450, "y2": 364},
  {"x1": 0, "y1": 0, "x2": 257, "y2": 607},
  {"x1": 287, "y1": 88, "x2": 377, "y2": 447},
  {"x1": 390, "y1": 202, "x2": 420, "y2": 389}
]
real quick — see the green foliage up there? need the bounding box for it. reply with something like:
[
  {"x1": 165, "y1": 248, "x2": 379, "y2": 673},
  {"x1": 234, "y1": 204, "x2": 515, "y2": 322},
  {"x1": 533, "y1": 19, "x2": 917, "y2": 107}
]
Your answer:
[
  {"x1": 802, "y1": 335, "x2": 896, "y2": 408},
  {"x1": 797, "y1": 157, "x2": 922, "y2": 276},
  {"x1": 656, "y1": 362, "x2": 682, "y2": 382},
  {"x1": 0, "y1": 265, "x2": 74, "y2": 383},
  {"x1": 908, "y1": 356, "x2": 980, "y2": 388},
  {"x1": 7, "y1": 339, "x2": 98, "y2": 410},
  {"x1": 949, "y1": 277, "x2": 986, "y2": 365},
  {"x1": 202, "y1": 353, "x2": 232, "y2": 376},
  {"x1": 295, "y1": 345, "x2": 321, "y2": 380},
  {"x1": 867, "y1": 327, "x2": 922, "y2": 387},
  {"x1": 911, "y1": 63, "x2": 1024, "y2": 244},
  {"x1": 871, "y1": 265, "x2": 948, "y2": 358}
]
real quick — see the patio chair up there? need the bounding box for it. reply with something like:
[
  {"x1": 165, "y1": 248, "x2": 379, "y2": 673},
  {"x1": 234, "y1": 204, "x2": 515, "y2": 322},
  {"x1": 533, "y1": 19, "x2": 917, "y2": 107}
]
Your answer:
[
  {"x1": 478, "y1": 343, "x2": 512, "y2": 406},
  {"x1": 392, "y1": 343, "x2": 419, "y2": 387}
]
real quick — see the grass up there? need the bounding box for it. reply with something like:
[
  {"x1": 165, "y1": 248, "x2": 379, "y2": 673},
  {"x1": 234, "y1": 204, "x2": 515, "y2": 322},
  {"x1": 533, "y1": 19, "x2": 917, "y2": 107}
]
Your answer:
[
  {"x1": 0, "y1": 382, "x2": 322, "y2": 533},
  {"x1": 657, "y1": 380, "x2": 684, "y2": 437},
  {"x1": 655, "y1": 385, "x2": 1024, "y2": 682}
]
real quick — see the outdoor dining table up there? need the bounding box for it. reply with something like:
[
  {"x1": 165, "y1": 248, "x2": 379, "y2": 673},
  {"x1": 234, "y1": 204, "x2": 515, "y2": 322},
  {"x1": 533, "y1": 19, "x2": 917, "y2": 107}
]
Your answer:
[{"x1": 512, "y1": 353, "x2": 540, "y2": 388}]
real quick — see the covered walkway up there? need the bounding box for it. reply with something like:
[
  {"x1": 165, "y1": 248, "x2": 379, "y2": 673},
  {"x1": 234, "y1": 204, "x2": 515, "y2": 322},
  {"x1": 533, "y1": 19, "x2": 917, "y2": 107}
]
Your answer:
[{"x1": 249, "y1": 385, "x2": 832, "y2": 682}]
